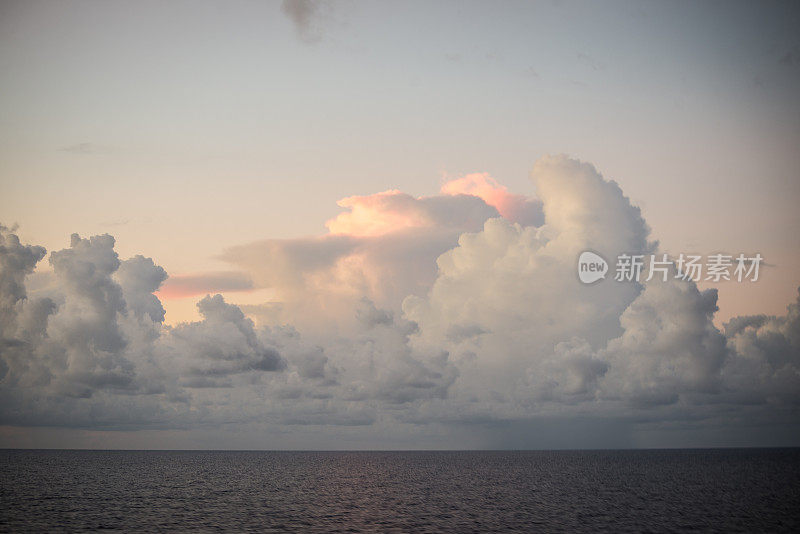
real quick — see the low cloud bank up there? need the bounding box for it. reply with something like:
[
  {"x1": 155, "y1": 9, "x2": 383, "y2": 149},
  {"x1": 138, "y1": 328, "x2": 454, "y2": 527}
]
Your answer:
[{"x1": 1, "y1": 155, "x2": 798, "y2": 446}]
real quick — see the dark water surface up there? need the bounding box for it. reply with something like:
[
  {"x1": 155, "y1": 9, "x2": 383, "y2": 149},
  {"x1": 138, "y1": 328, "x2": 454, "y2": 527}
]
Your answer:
[{"x1": 1, "y1": 449, "x2": 799, "y2": 532}]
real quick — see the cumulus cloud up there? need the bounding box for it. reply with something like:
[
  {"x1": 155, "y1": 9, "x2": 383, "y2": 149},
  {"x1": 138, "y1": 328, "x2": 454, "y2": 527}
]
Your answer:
[
  {"x1": 722, "y1": 290, "x2": 800, "y2": 405},
  {"x1": 2, "y1": 155, "x2": 799, "y2": 446},
  {"x1": 0, "y1": 232, "x2": 180, "y2": 406},
  {"x1": 165, "y1": 294, "x2": 284, "y2": 388},
  {"x1": 598, "y1": 278, "x2": 728, "y2": 407},
  {"x1": 400, "y1": 156, "x2": 796, "y2": 427},
  {"x1": 405, "y1": 156, "x2": 650, "y2": 386},
  {"x1": 117, "y1": 255, "x2": 168, "y2": 322},
  {"x1": 0, "y1": 227, "x2": 458, "y2": 430},
  {"x1": 0, "y1": 224, "x2": 46, "y2": 340}
]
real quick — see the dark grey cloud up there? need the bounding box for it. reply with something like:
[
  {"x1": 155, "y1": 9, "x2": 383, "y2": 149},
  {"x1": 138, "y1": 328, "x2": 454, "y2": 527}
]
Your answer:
[
  {"x1": 168, "y1": 294, "x2": 285, "y2": 387},
  {"x1": 0, "y1": 223, "x2": 46, "y2": 340},
  {"x1": 117, "y1": 255, "x2": 168, "y2": 322}
]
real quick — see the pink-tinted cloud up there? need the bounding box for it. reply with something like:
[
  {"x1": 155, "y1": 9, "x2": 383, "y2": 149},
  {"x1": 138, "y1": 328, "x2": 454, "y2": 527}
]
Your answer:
[
  {"x1": 156, "y1": 271, "x2": 254, "y2": 299},
  {"x1": 325, "y1": 190, "x2": 433, "y2": 237},
  {"x1": 325, "y1": 173, "x2": 543, "y2": 239},
  {"x1": 441, "y1": 173, "x2": 543, "y2": 226}
]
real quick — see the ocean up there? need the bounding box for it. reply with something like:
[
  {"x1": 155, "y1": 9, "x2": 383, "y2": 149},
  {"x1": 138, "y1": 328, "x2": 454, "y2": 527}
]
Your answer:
[{"x1": 1, "y1": 449, "x2": 798, "y2": 532}]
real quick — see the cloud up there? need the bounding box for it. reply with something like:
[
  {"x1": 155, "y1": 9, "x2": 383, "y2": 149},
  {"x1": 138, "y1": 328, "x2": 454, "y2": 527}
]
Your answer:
[
  {"x1": 156, "y1": 271, "x2": 253, "y2": 299},
  {"x1": 2, "y1": 232, "x2": 141, "y2": 401},
  {"x1": 598, "y1": 277, "x2": 728, "y2": 407},
  {"x1": 326, "y1": 188, "x2": 502, "y2": 237},
  {"x1": 281, "y1": 0, "x2": 331, "y2": 43},
  {"x1": 223, "y1": 175, "x2": 541, "y2": 332},
  {"x1": 326, "y1": 190, "x2": 435, "y2": 237},
  {"x1": 0, "y1": 226, "x2": 458, "y2": 430},
  {"x1": 406, "y1": 156, "x2": 651, "y2": 350},
  {"x1": 117, "y1": 255, "x2": 168, "y2": 322},
  {"x1": 440, "y1": 173, "x2": 543, "y2": 226},
  {"x1": 403, "y1": 155, "x2": 652, "y2": 413},
  {"x1": 722, "y1": 290, "x2": 800, "y2": 405},
  {"x1": 0, "y1": 223, "x2": 46, "y2": 340},
  {"x1": 224, "y1": 191, "x2": 502, "y2": 332},
  {"x1": 400, "y1": 156, "x2": 797, "y2": 429},
  {"x1": 164, "y1": 295, "x2": 285, "y2": 388},
  {"x1": 2, "y1": 155, "x2": 799, "y2": 447}
]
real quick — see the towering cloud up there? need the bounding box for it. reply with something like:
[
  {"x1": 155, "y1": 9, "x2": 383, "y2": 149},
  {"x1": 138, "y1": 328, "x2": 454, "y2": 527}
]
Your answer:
[{"x1": 404, "y1": 156, "x2": 652, "y2": 407}]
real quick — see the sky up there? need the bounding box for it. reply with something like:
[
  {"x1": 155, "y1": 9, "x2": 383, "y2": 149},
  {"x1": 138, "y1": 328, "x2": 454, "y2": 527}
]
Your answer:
[{"x1": 1, "y1": 0, "x2": 799, "y2": 449}]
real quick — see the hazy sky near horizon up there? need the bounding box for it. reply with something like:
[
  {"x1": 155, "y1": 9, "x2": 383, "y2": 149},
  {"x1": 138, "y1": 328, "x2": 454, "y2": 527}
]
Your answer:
[{"x1": 1, "y1": 0, "x2": 800, "y2": 449}]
